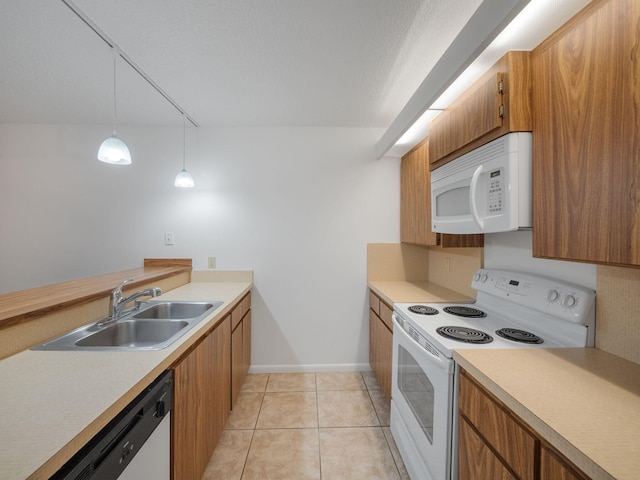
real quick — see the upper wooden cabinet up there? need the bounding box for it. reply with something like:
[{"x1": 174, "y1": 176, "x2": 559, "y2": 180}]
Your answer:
[
  {"x1": 401, "y1": 138, "x2": 437, "y2": 245},
  {"x1": 401, "y1": 138, "x2": 483, "y2": 247},
  {"x1": 531, "y1": 0, "x2": 640, "y2": 266},
  {"x1": 428, "y1": 51, "x2": 532, "y2": 170}
]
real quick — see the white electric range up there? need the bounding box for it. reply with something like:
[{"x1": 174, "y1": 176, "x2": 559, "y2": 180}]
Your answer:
[{"x1": 390, "y1": 268, "x2": 596, "y2": 480}]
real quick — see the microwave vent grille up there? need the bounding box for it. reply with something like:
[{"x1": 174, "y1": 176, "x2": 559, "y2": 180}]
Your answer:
[{"x1": 431, "y1": 132, "x2": 526, "y2": 182}]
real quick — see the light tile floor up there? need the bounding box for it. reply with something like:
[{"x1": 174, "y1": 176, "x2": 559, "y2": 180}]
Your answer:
[{"x1": 202, "y1": 371, "x2": 410, "y2": 480}]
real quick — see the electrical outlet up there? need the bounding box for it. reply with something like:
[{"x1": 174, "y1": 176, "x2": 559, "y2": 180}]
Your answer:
[
  {"x1": 208, "y1": 256, "x2": 216, "y2": 269},
  {"x1": 164, "y1": 232, "x2": 175, "y2": 246}
]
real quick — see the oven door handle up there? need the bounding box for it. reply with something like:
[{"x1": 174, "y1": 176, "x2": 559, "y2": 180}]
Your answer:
[{"x1": 393, "y1": 313, "x2": 454, "y2": 374}]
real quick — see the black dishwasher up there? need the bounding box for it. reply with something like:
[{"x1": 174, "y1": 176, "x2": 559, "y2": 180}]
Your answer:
[{"x1": 52, "y1": 370, "x2": 173, "y2": 480}]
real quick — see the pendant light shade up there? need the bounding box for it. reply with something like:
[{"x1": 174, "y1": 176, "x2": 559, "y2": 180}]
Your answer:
[
  {"x1": 98, "y1": 134, "x2": 131, "y2": 165},
  {"x1": 175, "y1": 114, "x2": 195, "y2": 188},
  {"x1": 98, "y1": 48, "x2": 131, "y2": 165},
  {"x1": 174, "y1": 168, "x2": 195, "y2": 188}
]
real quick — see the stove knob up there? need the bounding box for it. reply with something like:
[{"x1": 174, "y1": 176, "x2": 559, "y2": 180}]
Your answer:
[
  {"x1": 480, "y1": 273, "x2": 488, "y2": 283},
  {"x1": 546, "y1": 289, "x2": 560, "y2": 303},
  {"x1": 562, "y1": 294, "x2": 577, "y2": 309},
  {"x1": 474, "y1": 273, "x2": 481, "y2": 282}
]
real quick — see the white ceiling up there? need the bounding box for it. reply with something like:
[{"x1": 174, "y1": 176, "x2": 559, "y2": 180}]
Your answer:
[{"x1": 0, "y1": 0, "x2": 485, "y2": 127}]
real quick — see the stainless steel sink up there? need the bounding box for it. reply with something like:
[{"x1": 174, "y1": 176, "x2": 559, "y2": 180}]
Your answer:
[
  {"x1": 133, "y1": 302, "x2": 214, "y2": 320},
  {"x1": 75, "y1": 319, "x2": 189, "y2": 348},
  {"x1": 32, "y1": 300, "x2": 223, "y2": 351}
]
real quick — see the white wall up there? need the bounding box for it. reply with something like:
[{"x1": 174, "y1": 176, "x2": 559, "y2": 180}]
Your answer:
[
  {"x1": 484, "y1": 230, "x2": 597, "y2": 290},
  {"x1": 0, "y1": 124, "x2": 400, "y2": 370}
]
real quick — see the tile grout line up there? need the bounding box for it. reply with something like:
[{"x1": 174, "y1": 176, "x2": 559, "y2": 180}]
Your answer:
[
  {"x1": 239, "y1": 372, "x2": 269, "y2": 480},
  {"x1": 363, "y1": 371, "x2": 404, "y2": 479},
  {"x1": 315, "y1": 373, "x2": 322, "y2": 479}
]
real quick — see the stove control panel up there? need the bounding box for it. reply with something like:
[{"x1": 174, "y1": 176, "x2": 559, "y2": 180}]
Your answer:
[{"x1": 472, "y1": 269, "x2": 595, "y2": 324}]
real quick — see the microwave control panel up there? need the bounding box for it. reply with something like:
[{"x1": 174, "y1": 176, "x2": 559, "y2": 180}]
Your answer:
[{"x1": 488, "y1": 169, "x2": 503, "y2": 214}]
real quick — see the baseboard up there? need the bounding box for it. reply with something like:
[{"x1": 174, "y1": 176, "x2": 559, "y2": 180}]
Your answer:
[{"x1": 248, "y1": 363, "x2": 372, "y2": 374}]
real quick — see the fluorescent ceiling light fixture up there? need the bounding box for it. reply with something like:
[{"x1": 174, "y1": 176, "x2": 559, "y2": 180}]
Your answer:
[
  {"x1": 385, "y1": 109, "x2": 442, "y2": 157},
  {"x1": 98, "y1": 48, "x2": 131, "y2": 165},
  {"x1": 175, "y1": 114, "x2": 195, "y2": 188}
]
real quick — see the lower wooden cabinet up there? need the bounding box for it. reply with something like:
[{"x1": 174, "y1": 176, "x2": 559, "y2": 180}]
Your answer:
[
  {"x1": 540, "y1": 445, "x2": 589, "y2": 480},
  {"x1": 172, "y1": 314, "x2": 231, "y2": 480},
  {"x1": 369, "y1": 290, "x2": 393, "y2": 402},
  {"x1": 171, "y1": 290, "x2": 252, "y2": 480},
  {"x1": 458, "y1": 418, "x2": 517, "y2": 480},
  {"x1": 458, "y1": 369, "x2": 590, "y2": 480},
  {"x1": 231, "y1": 292, "x2": 251, "y2": 406}
]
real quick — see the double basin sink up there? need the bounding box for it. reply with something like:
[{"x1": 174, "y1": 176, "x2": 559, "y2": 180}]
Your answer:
[{"x1": 33, "y1": 301, "x2": 223, "y2": 351}]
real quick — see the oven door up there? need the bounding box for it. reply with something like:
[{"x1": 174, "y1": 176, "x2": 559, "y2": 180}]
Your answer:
[{"x1": 391, "y1": 313, "x2": 455, "y2": 480}]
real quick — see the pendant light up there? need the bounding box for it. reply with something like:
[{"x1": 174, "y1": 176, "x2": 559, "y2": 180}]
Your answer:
[
  {"x1": 97, "y1": 48, "x2": 131, "y2": 165},
  {"x1": 174, "y1": 114, "x2": 195, "y2": 188}
]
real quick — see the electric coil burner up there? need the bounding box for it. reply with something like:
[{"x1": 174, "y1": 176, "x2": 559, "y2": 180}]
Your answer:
[
  {"x1": 436, "y1": 326, "x2": 493, "y2": 344},
  {"x1": 496, "y1": 328, "x2": 543, "y2": 344},
  {"x1": 442, "y1": 306, "x2": 486, "y2": 318},
  {"x1": 408, "y1": 305, "x2": 439, "y2": 315}
]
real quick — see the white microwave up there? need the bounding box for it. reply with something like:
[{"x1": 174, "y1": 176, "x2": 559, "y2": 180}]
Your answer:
[{"x1": 431, "y1": 132, "x2": 532, "y2": 234}]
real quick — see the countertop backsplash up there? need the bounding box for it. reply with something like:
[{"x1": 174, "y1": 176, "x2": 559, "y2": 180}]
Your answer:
[{"x1": 596, "y1": 265, "x2": 640, "y2": 365}]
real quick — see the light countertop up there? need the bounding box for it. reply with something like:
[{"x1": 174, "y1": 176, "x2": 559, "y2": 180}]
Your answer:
[
  {"x1": 0, "y1": 274, "x2": 252, "y2": 480},
  {"x1": 455, "y1": 348, "x2": 640, "y2": 480},
  {"x1": 368, "y1": 280, "x2": 474, "y2": 306}
]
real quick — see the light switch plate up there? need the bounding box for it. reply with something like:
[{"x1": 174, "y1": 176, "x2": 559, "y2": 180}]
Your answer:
[{"x1": 164, "y1": 232, "x2": 174, "y2": 245}]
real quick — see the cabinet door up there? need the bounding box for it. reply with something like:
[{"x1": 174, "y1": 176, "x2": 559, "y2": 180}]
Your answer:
[
  {"x1": 429, "y1": 51, "x2": 531, "y2": 170},
  {"x1": 369, "y1": 308, "x2": 392, "y2": 402},
  {"x1": 401, "y1": 138, "x2": 438, "y2": 246},
  {"x1": 231, "y1": 320, "x2": 243, "y2": 406},
  {"x1": 243, "y1": 310, "x2": 251, "y2": 377},
  {"x1": 172, "y1": 315, "x2": 230, "y2": 480},
  {"x1": 458, "y1": 418, "x2": 517, "y2": 480},
  {"x1": 540, "y1": 445, "x2": 590, "y2": 480},
  {"x1": 231, "y1": 297, "x2": 251, "y2": 408},
  {"x1": 459, "y1": 371, "x2": 536, "y2": 480},
  {"x1": 211, "y1": 315, "x2": 231, "y2": 446},
  {"x1": 429, "y1": 74, "x2": 503, "y2": 166},
  {"x1": 401, "y1": 139, "x2": 484, "y2": 247},
  {"x1": 532, "y1": 0, "x2": 640, "y2": 266},
  {"x1": 172, "y1": 331, "x2": 215, "y2": 479}
]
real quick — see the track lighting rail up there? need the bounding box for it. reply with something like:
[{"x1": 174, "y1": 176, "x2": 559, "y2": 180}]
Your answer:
[{"x1": 61, "y1": 0, "x2": 199, "y2": 128}]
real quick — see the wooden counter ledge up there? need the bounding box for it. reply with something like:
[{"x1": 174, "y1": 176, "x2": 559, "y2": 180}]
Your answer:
[{"x1": 0, "y1": 259, "x2": 191, "y2": 331}]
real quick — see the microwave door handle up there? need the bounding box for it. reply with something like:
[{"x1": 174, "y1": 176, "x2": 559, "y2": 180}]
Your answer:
[{"x1": 469, "y1": 165, "x2": 484, "y2": 230}]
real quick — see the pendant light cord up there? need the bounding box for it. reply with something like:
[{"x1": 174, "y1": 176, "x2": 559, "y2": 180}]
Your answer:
[
  {"x1": 182, "y1": 114, "x2": 187, "y2": 169},
  {"x1": 112, "y1": 48, "x2": 117, "y2": 135}
]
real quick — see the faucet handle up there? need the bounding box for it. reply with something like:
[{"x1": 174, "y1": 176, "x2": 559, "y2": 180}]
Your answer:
[
  {"x1": 114, "y1": 278, "x2": 134, "y2": 292},
  {"x1": 108, "y1": 278, "x2": 134, "y2": 319},
  {"x1": 116, "y1": 278, "x2": 133, "y2": 290},
  {"x1": 111, "y1": 278, "x2": 134, "y2": 302}
]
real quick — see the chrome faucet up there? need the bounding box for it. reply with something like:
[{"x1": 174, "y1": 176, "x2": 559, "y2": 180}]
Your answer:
[{"x1": 97, "y1": 278, "x2": 162, "y2": 326}]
